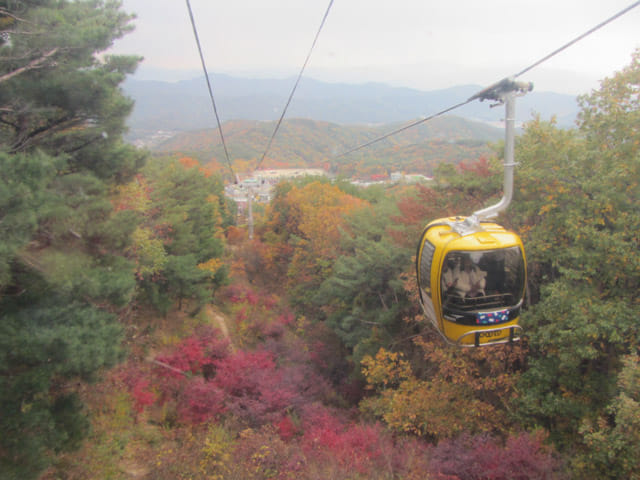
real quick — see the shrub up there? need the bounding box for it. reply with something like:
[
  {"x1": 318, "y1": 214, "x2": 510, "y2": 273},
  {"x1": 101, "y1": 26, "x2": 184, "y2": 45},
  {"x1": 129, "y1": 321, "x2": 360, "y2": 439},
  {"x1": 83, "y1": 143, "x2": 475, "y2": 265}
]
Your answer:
[{"x1": 428, "y1": 432, "x2": 564, "y2": 480}]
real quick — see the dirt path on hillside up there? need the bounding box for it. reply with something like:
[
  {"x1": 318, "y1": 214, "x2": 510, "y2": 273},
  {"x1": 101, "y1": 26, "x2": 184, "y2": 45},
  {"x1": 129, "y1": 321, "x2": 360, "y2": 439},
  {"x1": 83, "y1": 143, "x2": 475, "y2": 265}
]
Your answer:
[{"x1": 205, "y1": 304, "x2": 236, "y2": 352}]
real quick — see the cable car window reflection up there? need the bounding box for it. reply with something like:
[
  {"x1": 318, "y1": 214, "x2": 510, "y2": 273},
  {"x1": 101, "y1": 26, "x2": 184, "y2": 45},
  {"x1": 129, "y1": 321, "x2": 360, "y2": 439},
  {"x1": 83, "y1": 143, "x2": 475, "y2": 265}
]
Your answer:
[
  {"x1": 441, "y1": 246, "x2": 525, "y2": 313},
  {"x1": 420, "y1": 240, "x2": 436, "y2": 290}
]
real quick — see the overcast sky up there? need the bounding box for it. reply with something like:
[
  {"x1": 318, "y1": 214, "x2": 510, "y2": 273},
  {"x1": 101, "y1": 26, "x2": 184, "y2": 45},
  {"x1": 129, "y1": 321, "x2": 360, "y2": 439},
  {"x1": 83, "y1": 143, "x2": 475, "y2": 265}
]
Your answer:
[{"x1": 109, "y1": 0, "x2": 640, "y2": 95}]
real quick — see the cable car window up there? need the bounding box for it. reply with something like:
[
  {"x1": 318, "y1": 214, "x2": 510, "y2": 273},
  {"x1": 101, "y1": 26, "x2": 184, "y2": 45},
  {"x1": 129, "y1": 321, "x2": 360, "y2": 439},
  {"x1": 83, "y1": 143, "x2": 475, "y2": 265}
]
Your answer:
[
  {"x1": 420, "y1": 240, "x2": 436, "y2": 290},
  {"x1": 441, "y1": 246, "x2": 525, "y2": 312}
]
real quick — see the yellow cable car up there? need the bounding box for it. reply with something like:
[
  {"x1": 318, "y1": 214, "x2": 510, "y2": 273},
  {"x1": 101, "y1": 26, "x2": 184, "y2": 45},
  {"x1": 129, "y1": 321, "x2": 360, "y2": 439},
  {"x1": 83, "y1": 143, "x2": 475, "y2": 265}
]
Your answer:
[
  {"x1": 416, "y1": 217, "x2": 526, "y2": 346},
  {"x1": 416, "y1": 78, "x2": 532, "y2": 346}
]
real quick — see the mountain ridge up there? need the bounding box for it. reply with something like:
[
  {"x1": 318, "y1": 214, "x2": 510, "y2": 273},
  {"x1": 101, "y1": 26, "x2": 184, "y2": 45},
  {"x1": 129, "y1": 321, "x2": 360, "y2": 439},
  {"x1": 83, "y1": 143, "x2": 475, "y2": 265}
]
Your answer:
[{"x1": 122, "y1": 73, "x2": 579, "y2": 138}]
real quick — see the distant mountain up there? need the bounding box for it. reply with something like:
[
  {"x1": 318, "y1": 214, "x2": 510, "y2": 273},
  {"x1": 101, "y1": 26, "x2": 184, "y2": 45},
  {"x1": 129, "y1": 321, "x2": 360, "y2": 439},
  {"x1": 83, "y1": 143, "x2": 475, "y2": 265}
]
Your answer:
[
  {"x1": 122, "y1": 74, "x2": 579, "y2": 140},
  {"x1": 151, "y1": 118, "x2": 503, "y2": 178}
]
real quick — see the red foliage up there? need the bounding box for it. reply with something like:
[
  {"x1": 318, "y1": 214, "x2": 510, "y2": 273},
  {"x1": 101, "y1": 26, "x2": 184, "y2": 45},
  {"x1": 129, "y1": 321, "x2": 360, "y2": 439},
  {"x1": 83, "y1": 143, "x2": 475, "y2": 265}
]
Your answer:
[
  {"x1": 277, "y1": 311, "x2": 295, "y2": 326},
  {"x1": 299, "y1": 404, "x2": 429, "y2": 477},
  {"x1": 114, "y1": 363, "x2": 159, "y2": 415},
  {"x1": 149, "y1": 343, "x2": 303, "y2": 425},
  {"x1": 308, "y1": 340, "x2": 330, "y2": 370},
  {"x1": 177, "y1": 377, "x2": 226, "y2": 423},
  {"x1": 153, "y1": 222, "x2": 173, "y2": 241},
  {"x1": 130, "y1": 378, "x2": 156, "y2": 414},
  {"x1": 260, "y1": 320, "x2": 285, "y2": 339},
  {"x1": 211, "y1": 350, "x2": 297, "y2": 424},
  {"x1": 128, "y1": 288, "x2": 340, "y2": 426},
  {"x1": 112, "y1": 174, "x2": 152, "y2": 212},
  {"x1": 244, "y1": 290, "x2": 259, "y2": 305},
  {"x1": 223, "y1": 284, "x2": 247, "y2": 303},
  {"x1": 154, "y1": 326, "x2": 230, "y2": 377},
  {"x1": 457, "y1": 155, "x2": 492, "y2": 178},
  {"x1": 428, "y1": 432, "x2": 562, "y2": 480},
  {"x1": 223, "y1": 285, "x2": 278, "y2": 309},
  {"x1": 304, "y1": 324, "x2": 354, "y2": 396},
  {"x1": 214, "y1": 350, "x2": 276, "y2": 395},
  {"x1": 223, "y1": 285, "x2": 265, "y2": 306},
  {"x1": 275, "y1": 415, "x2": 299, "y2": 441},
  {"x1": 234, "y1": 306, "x2": 248, "y2": 323},
  {"x1": 390, "y1": 185, "x2": 451, "y2": 248}
]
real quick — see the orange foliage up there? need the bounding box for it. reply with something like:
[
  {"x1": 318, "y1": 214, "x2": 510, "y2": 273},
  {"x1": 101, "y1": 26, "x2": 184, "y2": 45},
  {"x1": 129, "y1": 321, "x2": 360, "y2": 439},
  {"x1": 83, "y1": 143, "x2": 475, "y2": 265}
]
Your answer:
[
  {"x1": 226, "y1": 225, "x2": 247, "y2": 245},
  {"x1": 259, "y1": 181, "x2": 369, "y2": 290},
  {"x1": 281, "y1": 182, "x2": 368, "y2": 287},
  {"x1": 179, "y1": 156, "x2": 200, "y2": 169},
  {"x1": 287, "y1": 182, "x2": 366, "y2": 257}
]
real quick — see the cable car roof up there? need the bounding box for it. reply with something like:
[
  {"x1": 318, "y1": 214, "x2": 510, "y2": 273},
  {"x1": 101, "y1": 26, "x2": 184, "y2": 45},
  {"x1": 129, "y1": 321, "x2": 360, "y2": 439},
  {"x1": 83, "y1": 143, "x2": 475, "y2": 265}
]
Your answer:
[{"x1": 422, "y1": 218, "x2": 522, "y2": 251}]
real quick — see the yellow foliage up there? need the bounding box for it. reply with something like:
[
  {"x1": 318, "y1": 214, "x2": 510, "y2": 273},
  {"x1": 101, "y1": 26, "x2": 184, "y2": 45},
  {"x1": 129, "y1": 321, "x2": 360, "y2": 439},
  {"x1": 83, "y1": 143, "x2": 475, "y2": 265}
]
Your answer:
[
  {"x1": 200, "y1": 424, "x2": 235, "y2": 479},
  {"x1": 198, "y1": 257, "x2": 224, "y2": 275},
  {"x1": 361, "y1": 348, "x2": 412, "y2": 389},
  {"x1": 361, "y1": 339, "x2": 524, "y2": 441},
  {"x1": 130, "y1": 227, "x2": 168, "y2": 277},
  {"x1": 538, "y1": 203, "x2": 557, "y2": 216},
  {"x1": 112, "y1": 176, "x2": 151, "y2": 213}
]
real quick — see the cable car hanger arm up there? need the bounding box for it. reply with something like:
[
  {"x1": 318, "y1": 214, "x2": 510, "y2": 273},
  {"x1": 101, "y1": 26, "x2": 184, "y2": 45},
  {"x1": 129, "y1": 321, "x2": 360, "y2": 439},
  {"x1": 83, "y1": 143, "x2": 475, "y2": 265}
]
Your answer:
[
  {"x1": 467, "y1": 77, "x2": 533, "y2": 103},
  {"x1": 454, "y1": 78, "x2": 533, "y2": 235}
]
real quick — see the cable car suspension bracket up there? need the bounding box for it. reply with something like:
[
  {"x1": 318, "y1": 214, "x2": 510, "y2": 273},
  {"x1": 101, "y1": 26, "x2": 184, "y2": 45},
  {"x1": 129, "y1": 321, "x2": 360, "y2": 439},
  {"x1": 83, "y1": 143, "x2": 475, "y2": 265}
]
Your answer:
[{"x1": 455, "y1": 78, "x2": 534, "y2": 233}]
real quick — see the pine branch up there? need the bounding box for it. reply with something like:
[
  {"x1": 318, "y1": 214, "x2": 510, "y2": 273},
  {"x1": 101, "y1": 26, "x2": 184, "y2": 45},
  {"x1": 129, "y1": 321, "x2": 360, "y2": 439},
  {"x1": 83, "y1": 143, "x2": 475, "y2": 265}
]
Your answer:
[{"x1": 0, "y1": 47, "x2": 58, "y2": 84}]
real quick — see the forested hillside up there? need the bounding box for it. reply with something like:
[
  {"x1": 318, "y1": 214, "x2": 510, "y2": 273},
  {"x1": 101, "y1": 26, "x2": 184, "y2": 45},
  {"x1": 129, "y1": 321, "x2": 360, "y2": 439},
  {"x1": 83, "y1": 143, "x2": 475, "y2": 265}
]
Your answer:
[
  {"x1": 152, "y1": 116, "x2": 501, "y2": 179},
  {"x1": 1, "y1": 2, "x2": 639, "y2": 480}
]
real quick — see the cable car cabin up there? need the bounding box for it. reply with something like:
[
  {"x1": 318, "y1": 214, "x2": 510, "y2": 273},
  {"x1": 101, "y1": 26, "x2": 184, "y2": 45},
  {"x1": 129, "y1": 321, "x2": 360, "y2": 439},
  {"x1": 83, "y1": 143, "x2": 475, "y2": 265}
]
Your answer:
[{"x1": 416, "y1": 217, "x2": 526, "y2": 347}]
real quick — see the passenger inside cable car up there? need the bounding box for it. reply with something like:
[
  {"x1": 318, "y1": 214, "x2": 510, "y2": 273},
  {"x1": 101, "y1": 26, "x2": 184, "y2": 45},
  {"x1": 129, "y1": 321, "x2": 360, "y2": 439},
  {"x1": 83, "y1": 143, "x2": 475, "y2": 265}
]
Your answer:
[
  {"x1": 441, "y1": 247, "x2": 525, "y2": 325},
  {"x1": 441, "y1": 259, "x2": 457, "y2": 293},
  {"x1": 452, "y1": 256, "x2": 487, "y2": 298}
]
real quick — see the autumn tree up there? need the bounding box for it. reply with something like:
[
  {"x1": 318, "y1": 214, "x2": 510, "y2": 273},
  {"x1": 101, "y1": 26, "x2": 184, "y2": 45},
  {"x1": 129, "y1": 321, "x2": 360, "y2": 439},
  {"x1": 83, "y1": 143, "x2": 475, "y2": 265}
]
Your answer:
[
  {"x1": 360, "y1": 342, "x2": 526, "y2": 442},
  {"x1": 260, "y1": 179, "x2": 367, "y2": 303}
]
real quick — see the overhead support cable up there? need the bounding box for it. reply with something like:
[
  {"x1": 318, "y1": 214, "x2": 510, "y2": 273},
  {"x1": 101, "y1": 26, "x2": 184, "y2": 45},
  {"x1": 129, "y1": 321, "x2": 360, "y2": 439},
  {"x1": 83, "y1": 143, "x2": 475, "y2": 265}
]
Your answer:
[
  {"x1": 185, "y1": 0, "x2": 236, "y2": 182},
  {"x1": 334, "y1": 100, "x2": 472, "y2": 158},
  {"x1": 513, "y1": 0, "x2": 640, "y2": 79},
  {"x1": 335, "y1": 0, "x2": 640, "y2": 158},
  {"x1": 255, "y1": 0, "x2": 335, "y2": 171}
]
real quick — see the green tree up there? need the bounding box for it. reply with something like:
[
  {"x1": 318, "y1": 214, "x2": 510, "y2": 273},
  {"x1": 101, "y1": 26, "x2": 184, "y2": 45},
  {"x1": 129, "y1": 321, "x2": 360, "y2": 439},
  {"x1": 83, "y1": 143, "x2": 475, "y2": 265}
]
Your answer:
[
  {"x1": 0, "y1": 151, "x2": 56, "y2": 287},
  {"x1": 137, "y1": 158, "x2": 228, "y2": 313},
  {"x1": 577, "y1": 354, "x2": 640, "y2": 479},
  {"x1": 511, "y1": 50, "x2": 640, "y2": 468},
  {"x1": 0, "y1": 1, "x2": 143, "y2": 477},
  {"x1": 314, "y1": 200, "x2": 414, "y2": 369}
]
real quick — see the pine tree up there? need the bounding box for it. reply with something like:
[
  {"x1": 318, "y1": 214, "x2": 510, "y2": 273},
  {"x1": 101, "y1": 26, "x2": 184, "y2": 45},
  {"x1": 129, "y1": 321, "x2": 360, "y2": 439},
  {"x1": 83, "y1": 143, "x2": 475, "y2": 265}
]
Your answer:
[{"x1": 0, "y1": 1, "x2": 143, "y2": 476}]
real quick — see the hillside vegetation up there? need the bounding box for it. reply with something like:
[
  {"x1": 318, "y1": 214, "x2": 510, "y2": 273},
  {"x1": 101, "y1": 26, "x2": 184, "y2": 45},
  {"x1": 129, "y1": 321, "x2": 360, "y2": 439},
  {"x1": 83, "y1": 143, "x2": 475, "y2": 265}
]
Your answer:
[
  {"x1": 1, "y1": 2, "x2": 639, "y2": 480},
  {"x1": 152, "y1": 116, "x2": 501, "y2": 179}
]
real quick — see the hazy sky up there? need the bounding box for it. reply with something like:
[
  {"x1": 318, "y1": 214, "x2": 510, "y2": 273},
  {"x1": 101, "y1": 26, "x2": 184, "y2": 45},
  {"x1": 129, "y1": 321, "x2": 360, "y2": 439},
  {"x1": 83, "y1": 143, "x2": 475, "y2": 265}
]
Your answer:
[{"x1": 110, "y1": 0, "x2": 640, "y2": 95}]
